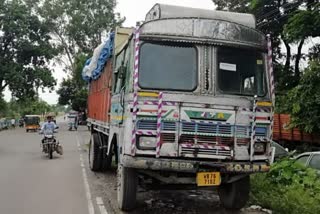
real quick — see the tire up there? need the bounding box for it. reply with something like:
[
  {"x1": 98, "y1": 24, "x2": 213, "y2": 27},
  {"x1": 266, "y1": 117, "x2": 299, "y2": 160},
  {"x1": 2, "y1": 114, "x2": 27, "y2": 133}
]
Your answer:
[
  {"x1": 49, "y1": 146, "x2": 53, "y2": 159},
  {"x1": 100, "y1": 150, "x2": 112, "y2": 171},
  {"x1": 26, "y1": 129, "x2": 28, "y2": 132},
  {"x1": 117, "y1": 165, "x2": 137, "y2": 211},
  {"x1": 218, "y1": 175, "x2": 250, "y2": 210},
  {"x1": 89, "y1": 133, "x2": 103, "y2": 171},
  {"x1": 100, "y1": 139, "x2": 113, "y2": 171}
]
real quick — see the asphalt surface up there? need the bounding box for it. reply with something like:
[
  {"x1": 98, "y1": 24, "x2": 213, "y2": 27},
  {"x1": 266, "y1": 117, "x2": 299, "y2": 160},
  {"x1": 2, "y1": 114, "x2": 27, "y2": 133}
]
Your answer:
[
  {"x1": 0, "y1": 118, "x2": 89, "y2": 214},
  {"x1": 0, "y1": 118, "x2": 268, "y2": 214}
]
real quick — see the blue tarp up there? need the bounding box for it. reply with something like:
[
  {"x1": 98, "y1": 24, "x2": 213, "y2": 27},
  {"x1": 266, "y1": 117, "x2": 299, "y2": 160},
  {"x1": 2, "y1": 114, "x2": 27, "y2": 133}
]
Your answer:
[{"x1": 82, "y1": 32, "x2": 115, "y2": 82}]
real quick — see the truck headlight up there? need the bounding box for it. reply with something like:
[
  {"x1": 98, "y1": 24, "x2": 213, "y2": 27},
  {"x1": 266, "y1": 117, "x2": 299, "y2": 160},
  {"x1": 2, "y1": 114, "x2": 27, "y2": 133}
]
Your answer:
[
  {"x1": 254, "y1": 142, "x2": 265, "y2": 153},
  {"x1": 138, "y1": 136, "x2": 157, "y2": 150}
]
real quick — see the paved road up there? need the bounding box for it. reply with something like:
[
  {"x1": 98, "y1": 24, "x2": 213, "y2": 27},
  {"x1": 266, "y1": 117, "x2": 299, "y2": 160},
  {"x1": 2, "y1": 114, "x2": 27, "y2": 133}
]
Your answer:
[
  {"x1": 0, "y1": 119, "x2": 267, "y2": 214},
  {"x1": 0, "y1": 119, "x2": 91, "y2": 214}
]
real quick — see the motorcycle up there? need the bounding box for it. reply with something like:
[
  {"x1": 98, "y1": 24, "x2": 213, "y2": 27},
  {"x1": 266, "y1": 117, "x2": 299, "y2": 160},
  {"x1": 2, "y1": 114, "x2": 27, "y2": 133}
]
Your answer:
[{"x1": 41, "y1": 129, "x2": 63, "y2": 159}]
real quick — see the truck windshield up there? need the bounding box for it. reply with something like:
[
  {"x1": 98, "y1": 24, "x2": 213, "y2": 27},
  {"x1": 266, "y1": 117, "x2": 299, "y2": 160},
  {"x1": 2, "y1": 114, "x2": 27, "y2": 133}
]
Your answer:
[
  {"x1": 217, "y1": 47, "x2": 267, "y2": 96},
  {"x1": 139, "y1": 42, "x2": 197, "y2": 91}
]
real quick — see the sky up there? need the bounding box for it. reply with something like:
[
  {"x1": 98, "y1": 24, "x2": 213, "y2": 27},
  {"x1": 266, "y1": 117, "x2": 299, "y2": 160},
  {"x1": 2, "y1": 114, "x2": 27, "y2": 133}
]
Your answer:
[{"x1": 3, "y1": 0, "x2": 215, "y2": 105}]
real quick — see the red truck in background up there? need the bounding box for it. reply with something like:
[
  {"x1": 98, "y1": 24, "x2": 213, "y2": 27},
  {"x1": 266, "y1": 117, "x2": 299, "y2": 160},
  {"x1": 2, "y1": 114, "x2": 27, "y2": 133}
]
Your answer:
[{"x1": 273, "y1": 114, "x2": 320, "y2": 148}]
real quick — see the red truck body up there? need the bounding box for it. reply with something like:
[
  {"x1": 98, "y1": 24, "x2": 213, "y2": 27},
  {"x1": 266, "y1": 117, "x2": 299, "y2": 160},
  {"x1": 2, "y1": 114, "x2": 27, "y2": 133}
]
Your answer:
[
  {"x1": 87, "y1": 61, "x2": 112, "y2": 123},
  {"x1": 273, "y1": 113, "x2": 320, "y2": 144}
]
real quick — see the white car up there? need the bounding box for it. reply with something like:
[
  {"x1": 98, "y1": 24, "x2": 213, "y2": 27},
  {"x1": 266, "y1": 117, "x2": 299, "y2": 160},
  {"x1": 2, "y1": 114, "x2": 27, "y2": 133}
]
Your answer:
[{"x1": 295, "y1": 152, "x2": 320, "y2": 170}]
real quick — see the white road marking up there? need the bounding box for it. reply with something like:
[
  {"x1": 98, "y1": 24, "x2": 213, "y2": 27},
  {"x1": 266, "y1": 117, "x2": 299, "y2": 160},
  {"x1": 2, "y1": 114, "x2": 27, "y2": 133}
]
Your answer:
[
  {"x1": 76, "y1": 135, "x2": 95, "y2": 214},
  {"x1": 96, "y1": 197, "x2": 108, "y2": 214},
  {"x1": 77, "y1": 141, "x2": 82, "y2": 151}
]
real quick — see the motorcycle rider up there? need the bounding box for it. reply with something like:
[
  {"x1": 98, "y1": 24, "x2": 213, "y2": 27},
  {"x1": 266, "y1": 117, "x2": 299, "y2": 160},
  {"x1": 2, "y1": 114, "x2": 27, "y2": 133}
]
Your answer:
[
  {"x1": 40, "y1": 115, "x2": 63, "y2": 155},
  {"x1": 40, "y1": 115, "x2": 57, "y2": 133}
]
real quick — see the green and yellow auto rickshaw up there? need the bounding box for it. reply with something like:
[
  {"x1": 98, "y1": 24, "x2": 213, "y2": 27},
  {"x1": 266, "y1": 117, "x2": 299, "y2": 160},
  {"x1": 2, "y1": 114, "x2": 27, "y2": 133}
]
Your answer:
[{"x1": 25, "y1": 115, "x2": 40, "y2": 132}]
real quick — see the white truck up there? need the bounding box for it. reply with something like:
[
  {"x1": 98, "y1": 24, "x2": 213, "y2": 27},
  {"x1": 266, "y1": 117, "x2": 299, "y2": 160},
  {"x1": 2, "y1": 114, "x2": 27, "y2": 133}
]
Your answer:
[{"x1": 84, "y1": 4, "x2": 274, "y2": 211}]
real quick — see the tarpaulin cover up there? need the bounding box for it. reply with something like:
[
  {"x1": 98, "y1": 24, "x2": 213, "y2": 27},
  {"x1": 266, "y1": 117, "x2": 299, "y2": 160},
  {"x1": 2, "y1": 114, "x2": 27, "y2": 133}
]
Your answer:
[{"x1": 82, "y1": 32, "x2": 115, "y2": 82}]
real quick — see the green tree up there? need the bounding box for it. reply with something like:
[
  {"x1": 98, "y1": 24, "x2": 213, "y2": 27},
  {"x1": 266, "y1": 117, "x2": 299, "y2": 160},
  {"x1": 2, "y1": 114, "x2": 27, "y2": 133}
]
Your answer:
[
  {"x1": 0, "y1": 97, "x2": 8, "y2": 117},
  {"x1": 282, "y1": 1, "x2": 319, "y2": 80},
  {"x1": 2, "y1": 98, "x2": 53, "y2": 117},
  {"x1": 285, "y1": 60, "x2": 320, "y2": 133},
  {"x1": 0, "y1": 0, "x2": 58, "y2": 100},
  {"x1": 39, "y1": 0, "x2": 123, "y2": 70},
  {"x1": 213, "y1": 0, "x2": 250, "y2": 12},
  {"x1": 56, "y1": 54, "x2": 88, "y2": 111},
  {"x1": 45, "y1": 0, "x2": 123, "y2": 111}
]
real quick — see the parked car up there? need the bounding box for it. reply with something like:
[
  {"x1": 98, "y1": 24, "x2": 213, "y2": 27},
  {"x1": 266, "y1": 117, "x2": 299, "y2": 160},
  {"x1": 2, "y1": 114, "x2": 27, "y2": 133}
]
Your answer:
[{"x1": 294, "y1": 152, "x2": 320, "y2": 171}]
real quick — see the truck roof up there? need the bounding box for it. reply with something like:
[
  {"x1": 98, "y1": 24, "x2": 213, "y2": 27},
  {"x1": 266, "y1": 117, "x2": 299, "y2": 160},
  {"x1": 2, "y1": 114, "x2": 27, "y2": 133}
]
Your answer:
[{"x1": 145, "y1": 4, "x2": 256, "y2": 28}]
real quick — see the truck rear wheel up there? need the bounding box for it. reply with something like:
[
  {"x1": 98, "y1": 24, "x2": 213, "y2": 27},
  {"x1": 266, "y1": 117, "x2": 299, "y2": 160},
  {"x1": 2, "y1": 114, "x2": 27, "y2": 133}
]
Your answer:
[
  {"x1": 100, "y1": 141, "x2": 113, "y2": 171},
  {"x1": 89, "y1": 132, "x2": 113, "y2": 172},
  {"x1": 117, "y1": 165, "x2": 137, "y2": 211},
  {"x1": 89, "y1": 133, "x2": 102, "y2": 171},
  {"x1": 218, "y1": 175, "x2": 250, "y2": 210}
]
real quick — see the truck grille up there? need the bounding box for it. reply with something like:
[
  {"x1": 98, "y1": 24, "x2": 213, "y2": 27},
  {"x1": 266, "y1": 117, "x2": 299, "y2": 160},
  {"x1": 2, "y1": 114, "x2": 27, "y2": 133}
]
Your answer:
[
  {"x1": 180, "y1": 135, "x2": 234, "y2": 144},
  {"x1": 161, "y1": 133, "x2": 175, "y2": 142},
  {"x1": 137, "y1": 119, "x2": 255, "y2": 138},
  {"x1": 137, "y1": 120, "x2": 176, "y2": 131},
  {"x1": 137, "y1": 120, "x2": 157, "y2": 130},
  {"x1": 181, "y1": 122, "x2": 233, "y2": 136},
  {"x1": 180, "y1": 143, "x2": 232, "y2": 158},
  {"x1": 136, "y1": 119, "x2": 265, "y2": 154},
  {"x1": 163, "y1": 121, "x2": 176, "y2": 131}
]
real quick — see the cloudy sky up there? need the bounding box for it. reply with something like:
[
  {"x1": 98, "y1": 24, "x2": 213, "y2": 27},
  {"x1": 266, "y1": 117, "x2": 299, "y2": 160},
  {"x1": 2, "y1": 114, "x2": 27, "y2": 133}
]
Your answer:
[{"x1": 4, "y1": 0, "x2": 215, "y2": 104}]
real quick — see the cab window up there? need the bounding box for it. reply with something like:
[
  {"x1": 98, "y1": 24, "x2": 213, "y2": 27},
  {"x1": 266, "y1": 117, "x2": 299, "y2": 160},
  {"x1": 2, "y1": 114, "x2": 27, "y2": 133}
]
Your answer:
[
  {"x1": 296, "y1": 155, "x2": 310, "y2": 166},
  {"x1": 309, "y1": 154, "x2": 320, "y2": 170}
]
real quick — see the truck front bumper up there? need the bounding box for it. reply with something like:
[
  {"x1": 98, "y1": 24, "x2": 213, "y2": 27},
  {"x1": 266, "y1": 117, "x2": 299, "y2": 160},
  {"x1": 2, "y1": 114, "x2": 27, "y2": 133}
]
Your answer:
[{"x1": 122, "y1": 155, "x2": 270, "y2": 174}]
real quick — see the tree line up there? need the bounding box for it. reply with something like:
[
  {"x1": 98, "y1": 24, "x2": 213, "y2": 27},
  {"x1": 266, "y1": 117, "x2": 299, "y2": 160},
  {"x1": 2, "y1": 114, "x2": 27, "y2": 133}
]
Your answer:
[{"x1": 0, "y1": 0, "x2": 122, "y2": 116}]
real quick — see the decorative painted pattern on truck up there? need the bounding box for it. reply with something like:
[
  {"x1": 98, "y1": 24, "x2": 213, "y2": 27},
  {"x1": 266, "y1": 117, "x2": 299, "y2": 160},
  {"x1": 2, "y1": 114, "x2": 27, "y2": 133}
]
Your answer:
[
  {"x1": 267, "y1": 34, "x2": 275, "y2": 143},
  {"x1": 131, "y1": 27, "x2": 141, "y2": 155},
  {"x1": 156, "y1": 92, "x2": 163, "y2": 157},
  {"x1": 250, "y1": 96, "x2": 258, "y2": 161},
  {"x1": 184, "y1": 110, "x2": 232, "y2": 122},
  {"x1": 125, "y1": 100, "x2": 271, "y2": 160}
]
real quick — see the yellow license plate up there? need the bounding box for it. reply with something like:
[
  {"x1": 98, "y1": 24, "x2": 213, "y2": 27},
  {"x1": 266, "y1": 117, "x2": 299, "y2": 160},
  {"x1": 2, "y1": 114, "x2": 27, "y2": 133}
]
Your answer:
[{"x1": 196, "y1": 172, "x2": 221, "y2": 186}]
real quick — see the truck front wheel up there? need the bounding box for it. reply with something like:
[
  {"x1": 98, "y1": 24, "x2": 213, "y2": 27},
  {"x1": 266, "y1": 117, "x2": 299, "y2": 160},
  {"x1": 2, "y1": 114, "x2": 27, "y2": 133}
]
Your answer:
[
  {"x1": 218, "y1": 175, "x2": 250, "y2": 210},
  {"x1": 117, "y1": 165, "x2": 137, "y2": 211}
]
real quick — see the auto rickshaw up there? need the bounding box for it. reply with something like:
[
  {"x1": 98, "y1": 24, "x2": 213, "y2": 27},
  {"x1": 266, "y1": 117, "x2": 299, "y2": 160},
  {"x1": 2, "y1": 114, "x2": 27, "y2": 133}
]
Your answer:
[
  {"x1": 25, "y1": 115, "x2": 40, "y2": 132},
  {"x1": 68, "y1": 111, "x2": 78, "y2": 131}
]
